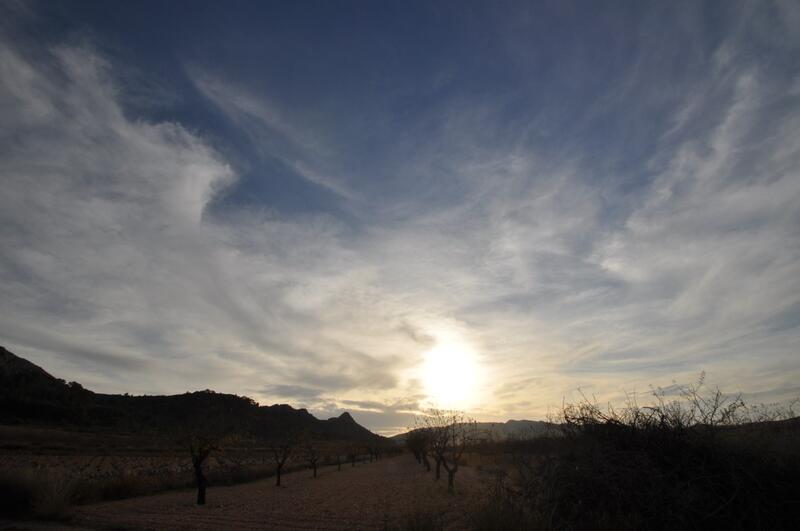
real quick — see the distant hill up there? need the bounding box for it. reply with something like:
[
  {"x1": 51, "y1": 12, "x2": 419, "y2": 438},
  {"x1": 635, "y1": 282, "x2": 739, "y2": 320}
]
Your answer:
[
  {"x1": 0, "y1": 345, "x2": 381, "y2": 442},
  {"x1": 473, "y1": 419, "x2": 556, "y2": 439},
  {"x1": 391, "y1": 419, "x2": 557, "y2": 443}
]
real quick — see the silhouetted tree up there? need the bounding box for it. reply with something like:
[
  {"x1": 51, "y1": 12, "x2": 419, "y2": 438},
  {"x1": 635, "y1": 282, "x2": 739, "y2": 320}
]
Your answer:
[
  {"x1": 267, "y1": 432, "x2": 298, "y2": 487},
  {"x1": 418, "y1": 409, "x2": 476, "y2": 492},
  {"x1": 300, "y1": 434, "x2": 321, "y2": 478},
  {"x1": 366, "y1": 440, "x2": 386, "y2": 462},
  {"x1": 348, "y1": 444, "x2": 359, "y2": 467},
  {"x1": 406, "y1": 429, "x2": 422, "y2": 464},
  {"x1": 185, "y1": 434, "x2": 216, "y2": 505},
  {"x1": 332, "y1": 442, "x2": 347, "y2": 471},
  {"x1": 434, "y1": 452, "x2": 443, "y2": 480},
  {"x1": 420, "y1": 434, "x2": 432, "y2": 472},
  {"x1": 406, "y1": 428, "x2": 433, "y2": 472},
  {"x1": 172, "y1": 392, "x2": 246, "y2": 505}
]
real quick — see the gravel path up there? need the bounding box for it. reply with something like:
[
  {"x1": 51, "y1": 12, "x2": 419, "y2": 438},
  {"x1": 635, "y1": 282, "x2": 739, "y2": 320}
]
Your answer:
[{"x1": 68, "y1": 456, "x2": 483, "y2": 530}]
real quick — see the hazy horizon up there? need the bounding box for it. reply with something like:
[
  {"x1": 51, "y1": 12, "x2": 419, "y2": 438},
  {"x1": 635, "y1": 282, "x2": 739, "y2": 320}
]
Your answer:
[{"x1": 1, "y1": 0, "x2": 799, "y2": 436}]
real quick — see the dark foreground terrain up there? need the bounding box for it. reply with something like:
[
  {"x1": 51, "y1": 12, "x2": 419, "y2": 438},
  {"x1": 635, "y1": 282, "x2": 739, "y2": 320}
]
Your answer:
[
  {"x1": 2, "y1": 455, "x2": 480, "y2": 531},
  {"x1": 3, "y1": 347, "x2": 799, "y2": 530}
]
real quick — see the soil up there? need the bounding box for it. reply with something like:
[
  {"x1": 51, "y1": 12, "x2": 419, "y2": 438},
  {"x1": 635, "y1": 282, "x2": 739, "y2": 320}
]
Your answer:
[{"x1": 63, "y1": 455, "x2": 483, "y2": 530}]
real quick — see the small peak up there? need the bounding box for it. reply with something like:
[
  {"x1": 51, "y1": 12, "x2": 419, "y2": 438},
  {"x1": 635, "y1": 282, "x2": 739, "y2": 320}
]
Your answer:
[{"x1": 339, "y1": 411, "x2": 354, "y2": 421}]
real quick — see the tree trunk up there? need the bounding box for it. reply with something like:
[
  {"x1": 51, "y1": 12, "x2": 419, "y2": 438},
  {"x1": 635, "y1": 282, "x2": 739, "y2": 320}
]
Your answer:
[
  {"x1": 338, "y1": 461, "x2": 342, "y2": 471},
  {"x1": 422, "y1": 453, "x2": 431, "y2": 472},
  {"x1": 312, "y1": 463, "x2": 318, "y2": 478},
  {"x1": 435, "y1": 457, "x2": 441, "y2": 480},
  {"x1": 275, "y1": 464, "x2": 282, "y2": 487},
  {"x1": 447, "y1": 470, "x2": 455, "y2": 493},
  {"x1": 194, "y1": 464, "x2": 207, "y2": 505}
]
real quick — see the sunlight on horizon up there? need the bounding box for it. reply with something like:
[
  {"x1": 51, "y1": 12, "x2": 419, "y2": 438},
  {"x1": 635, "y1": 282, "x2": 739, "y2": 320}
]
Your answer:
[{"x1": 422, "y1": 334, "x2": 482, "y2": 410}]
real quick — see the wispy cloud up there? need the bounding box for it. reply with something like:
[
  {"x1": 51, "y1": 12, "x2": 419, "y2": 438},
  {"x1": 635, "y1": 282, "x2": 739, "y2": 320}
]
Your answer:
[
  {"x1": 189, "y1": 69, "x2": 359, "y2": 202},
  {"x1": 0, "y1": 39, "x2": 412, "y2": 405},
  {"x1": 1, "y1": 1, "x2": 798, "y2": 433}
]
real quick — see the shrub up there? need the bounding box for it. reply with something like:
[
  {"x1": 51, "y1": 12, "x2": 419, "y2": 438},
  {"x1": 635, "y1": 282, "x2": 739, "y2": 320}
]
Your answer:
[
  {"x1": 0, "y1": 471, "x2": 70, "y2": 520},
  {"x1": 0, "y1": 472, "x2": 34, "y2": 517},
  {"x1": 471, "y1": 379, "x2": 800, "y2": 530},
  {"x1": 97, "y1": 474, "x2": 162, "y2": 501},
  {"x1": 403, "y1": 506, "x2": 445, "y2": 531},
  {"x1": 469, "y1": 475, "x2": 533, "y2": 531}
]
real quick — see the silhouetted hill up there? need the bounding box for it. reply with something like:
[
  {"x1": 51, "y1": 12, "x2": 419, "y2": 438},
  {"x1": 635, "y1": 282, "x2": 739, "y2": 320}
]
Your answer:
[
  {"x1": 0, "y1": 345, "x2": 95, "y2": 424},
  {"x1": 391, "y1": 419, "x2": 556, "y2": 443},
  {"x1": 0, "y1": 346, "x2": 381, "y2": 441},
  {"x1": 474, "y1": 419, "x2": 555, "y2": 439},
  {"x1": 0, "y1": 345, "x2": 58, "y2": 383}
]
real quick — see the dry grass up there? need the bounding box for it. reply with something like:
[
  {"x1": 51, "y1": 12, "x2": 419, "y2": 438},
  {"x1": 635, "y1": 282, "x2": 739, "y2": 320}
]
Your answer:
[
  {"x1": 69, "y1": 455, "x2": 481, "y2": 530},
  {"x1": 0, "y1": 470, "x2": 71, "y2": 520},
  {"x1": 0, "y1": 435, "x2": 391, "y2": 525},
  {"x1": 0, "y1": 449, "x2": 303, "y2": 519}
]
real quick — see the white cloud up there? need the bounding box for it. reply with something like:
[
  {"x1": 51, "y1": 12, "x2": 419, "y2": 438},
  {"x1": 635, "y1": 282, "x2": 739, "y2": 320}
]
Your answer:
[
  {"x1": 189, "y1": 69, "x2": 358, "y2": 202},
  {"x1": 1, "y1": 2, "x2": 799, "y2": 435},
  {"x1": 0, "y1": 41, "x2": 413, "y2": 406}
]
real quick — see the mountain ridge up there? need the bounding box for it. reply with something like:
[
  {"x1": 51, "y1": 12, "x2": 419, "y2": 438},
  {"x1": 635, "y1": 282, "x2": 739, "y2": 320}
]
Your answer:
[
  {"x1": 390, "y1": 419, "x2": 556, "y2": 442},
  {"x1": 0, "y1": 345, "x2": 381, "y2": 441}
]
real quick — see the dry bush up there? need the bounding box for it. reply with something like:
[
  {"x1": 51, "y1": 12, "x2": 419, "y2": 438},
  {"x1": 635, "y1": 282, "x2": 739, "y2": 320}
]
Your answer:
[
  {"x1": 402, "y1": 506, "x2": 446, "y2": 531},
  {"x1": 0, "y1": 450, "x2": 291, "y2": 520},
  {"x1": 471, "y1": 377, "x2": 800, "y2": 530},
  {"x1": 207, "y1": 463, "x2": 273, "y2": 486},
  {"x1": 469, "y1": 474, "x2": 534, "y2": 531},
  {"x1": 0, "y1": 470, "x2": 71, "y2": 520}
]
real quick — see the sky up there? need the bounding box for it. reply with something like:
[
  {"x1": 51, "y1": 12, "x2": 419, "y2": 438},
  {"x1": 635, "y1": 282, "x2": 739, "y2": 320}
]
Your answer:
[{"x1": 1, "y1": 0, "x2": 799, "y2": 435}]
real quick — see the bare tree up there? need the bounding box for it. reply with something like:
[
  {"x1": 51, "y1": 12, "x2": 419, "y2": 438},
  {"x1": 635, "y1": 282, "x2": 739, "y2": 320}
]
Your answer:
[
  {"x1": 266, "y1": 432, "x2": 298, "y2": 487},
  {"x1": 176, "y1": 429, "x2": 241, "y2": 505},
  {"x1": 300, "y1": 435, "x2": 321, "y2": 478},
  {"x1": 185, "y1": 434, "x2": 216, "y2": 505},
  {"x1": 173, "y1": 397, "x2": 245, "y2": 505},
  {"x1": 366, "y1": 440, "x2": 386, "y2": 462},
  {"x1": 406, "y1": 429, "x2": 423, "y2": 464},
  {"x1": 406, "y1": 428, "x2": 432, "y2": 472},
  {"x1": 417, "y1": 409, "x2": 476, "y2": 492},
  {"x1": 432, "y1": 428, "x2": 446, "y2": 481},
  {"x1": 332, "y1": 441, "x2": 347, "y2": 471},
  {"x1": 347, "y1": 443, "x2": 362, "y2": 467}
]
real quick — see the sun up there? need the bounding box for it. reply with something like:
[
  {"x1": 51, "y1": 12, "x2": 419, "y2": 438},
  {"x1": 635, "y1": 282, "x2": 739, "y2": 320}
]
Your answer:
[{"x1": 422, "y1": 339, "x2": 480, "y2": 409}]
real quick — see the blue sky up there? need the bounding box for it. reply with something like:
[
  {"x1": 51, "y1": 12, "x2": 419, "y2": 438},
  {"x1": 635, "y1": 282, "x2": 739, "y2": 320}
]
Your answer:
[{"x1": 1, "y1": 0, "x2": 799, "y2": 434}]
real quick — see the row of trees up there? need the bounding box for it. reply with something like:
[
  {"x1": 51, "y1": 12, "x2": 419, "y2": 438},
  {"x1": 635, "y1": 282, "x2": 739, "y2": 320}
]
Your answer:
[
  {"x1": 406, "y1": 409, "x2": 477, "y2": 492},
  {"x1": 179, "y1": 405, "x2": 477, "y2": 505},
  {"x1": 182, "y1": 428, "x2": 395, "y2": 504}
]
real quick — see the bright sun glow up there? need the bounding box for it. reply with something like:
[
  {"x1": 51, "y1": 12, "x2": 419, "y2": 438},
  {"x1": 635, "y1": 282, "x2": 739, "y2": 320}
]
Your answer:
[{"x1": 422, "y1": 338, "x2": 481, "y2": 409}]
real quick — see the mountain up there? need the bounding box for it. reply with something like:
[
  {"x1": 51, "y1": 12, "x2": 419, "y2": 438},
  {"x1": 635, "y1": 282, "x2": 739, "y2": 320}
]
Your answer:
[
  {"x1": 474, "y1": 420, "x2": 556, "y2": 439},
  {"x1": 391, "y1": 419, "x2": 557, "y2": 443},
  {"x1": 0, "y1": 345, "x2": 95, "y2": 424},
  {"x1": 324, "y1": 411, "x2": 379, "y2": 441},
  {"x1": 0, "y1": 346, "x2": 381, "y2": 442}
]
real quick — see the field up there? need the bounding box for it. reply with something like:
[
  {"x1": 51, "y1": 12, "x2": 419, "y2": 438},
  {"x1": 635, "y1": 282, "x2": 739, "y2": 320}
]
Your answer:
[
  {"x1": 3, "y1": 398, "x2": 800, "y2": 531},
  {"x1": 0, "y1": 425, "x2": 491, "y2": 530},
  {"x1": 1, "y1": 453, "x2": 483, "y2": 530},
  {"x1": 0, "y1": 425, "x2": 276, "y2": 510},
  {"x1": 70, "y1": 455, "x2": 480, "y2": 530}
]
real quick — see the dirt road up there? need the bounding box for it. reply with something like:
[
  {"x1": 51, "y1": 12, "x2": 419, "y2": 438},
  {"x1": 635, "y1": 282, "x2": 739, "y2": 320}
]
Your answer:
[{"x1": 66, "y1": 455, "x2": 483, "y2": 530}]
